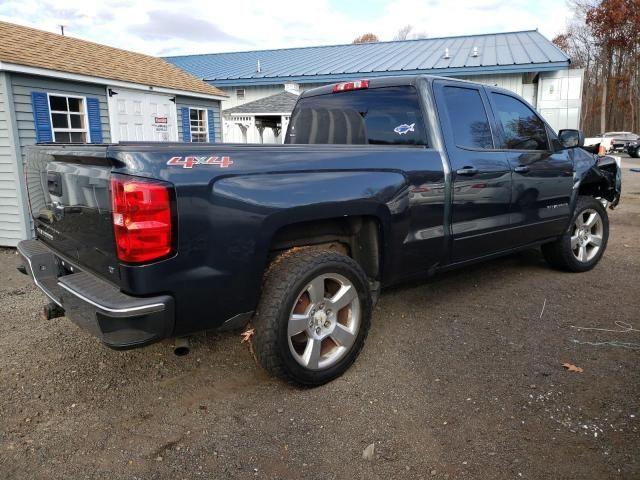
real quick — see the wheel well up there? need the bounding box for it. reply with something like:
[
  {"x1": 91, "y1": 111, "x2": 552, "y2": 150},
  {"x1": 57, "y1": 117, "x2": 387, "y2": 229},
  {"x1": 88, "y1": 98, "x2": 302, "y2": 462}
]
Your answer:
[
  {"x1": 268, "y1": 216, "x2": 381, "y2": 280},
  {"x1": 578, "y1": 160, "x2": 619, "y2": 202},
  {"x1": 578, "y1": 178, "x2": 610, "y2": 199}
]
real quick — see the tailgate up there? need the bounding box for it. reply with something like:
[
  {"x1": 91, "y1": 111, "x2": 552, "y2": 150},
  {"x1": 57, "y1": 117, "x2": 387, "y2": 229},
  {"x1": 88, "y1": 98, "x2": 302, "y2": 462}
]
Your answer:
[{"x1": 25, "y1": 145, "x2": 119, "y2": 283}]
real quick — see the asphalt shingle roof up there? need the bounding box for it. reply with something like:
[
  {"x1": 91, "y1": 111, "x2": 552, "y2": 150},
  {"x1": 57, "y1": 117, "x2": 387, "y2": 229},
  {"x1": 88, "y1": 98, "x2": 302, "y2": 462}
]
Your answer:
[
  {"x1": 0, "y1": 21, "x2": 226, "y2": 97},
  {"x1": 223, "y1": 91, "x2": 299, "y2": 115},
  {"x1": 165, "y1": 30, "x2": 569, "y2": 87}
]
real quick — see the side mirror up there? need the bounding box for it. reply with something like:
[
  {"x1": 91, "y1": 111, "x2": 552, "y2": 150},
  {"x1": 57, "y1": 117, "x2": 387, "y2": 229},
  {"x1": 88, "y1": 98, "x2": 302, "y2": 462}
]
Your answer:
[{"x1": 558, "y1": 129, "x2": 584, "y2": 148}]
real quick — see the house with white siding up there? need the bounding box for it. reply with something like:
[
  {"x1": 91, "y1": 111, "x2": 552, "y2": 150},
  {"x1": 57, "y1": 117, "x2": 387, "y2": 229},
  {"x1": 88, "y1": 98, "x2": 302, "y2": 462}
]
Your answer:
[
  {"x1": 0, "y1": 21, "x2": 227, "y2": 247},
  {"x1": 222, "y1": 89, "x2": 300, "y2": 143},
  {"x1": 166, "y1": 30, "x2": 583, "y2": 143}
]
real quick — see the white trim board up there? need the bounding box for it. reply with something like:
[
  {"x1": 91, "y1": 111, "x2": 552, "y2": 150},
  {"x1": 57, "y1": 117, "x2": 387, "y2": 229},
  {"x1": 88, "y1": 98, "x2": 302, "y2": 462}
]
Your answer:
[
  {"x1": 0, "y1": 61, "x2": 227, "y2": 101},
  {"x1": 0, "y1": 71, "x2": 30, "y2": 243},
  {"x1": 224, "y1": 112, "x2": 292, "y2": 117}
]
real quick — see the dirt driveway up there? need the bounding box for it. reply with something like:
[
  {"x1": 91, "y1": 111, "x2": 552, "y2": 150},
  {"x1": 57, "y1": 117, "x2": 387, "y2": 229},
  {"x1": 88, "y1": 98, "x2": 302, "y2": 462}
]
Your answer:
[{"x1": 1, "y1": 158, "x2": 639, "y2": 480}]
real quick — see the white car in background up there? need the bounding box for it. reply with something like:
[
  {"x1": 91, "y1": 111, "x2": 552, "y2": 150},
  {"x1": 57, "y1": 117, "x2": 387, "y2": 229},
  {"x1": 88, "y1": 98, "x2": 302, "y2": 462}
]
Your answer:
[{"x1": 584, "y1": 132, "x2": 639, "y2": 153}]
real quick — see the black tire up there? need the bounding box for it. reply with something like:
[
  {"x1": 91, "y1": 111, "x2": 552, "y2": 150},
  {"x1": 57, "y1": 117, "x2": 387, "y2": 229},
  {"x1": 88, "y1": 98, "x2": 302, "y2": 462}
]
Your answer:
[
  {"x1": 252, "y1": 248, "x2": 372, "y2": 386},
  {"x1": 541, "y1": 196, "x2": 609, "y2": 272}
]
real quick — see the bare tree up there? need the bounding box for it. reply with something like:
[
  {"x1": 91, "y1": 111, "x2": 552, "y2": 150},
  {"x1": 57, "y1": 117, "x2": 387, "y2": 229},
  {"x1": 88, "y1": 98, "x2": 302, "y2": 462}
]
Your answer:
[
  {"x1": 394, "y1": 24, "x2": 428, "y2": 41},
  {"x1": 394, "y1": 25, "x2": 413, "y2": 41},
  {"x1": 554, "y1": 0, "x2": 640, "y2": 134}
]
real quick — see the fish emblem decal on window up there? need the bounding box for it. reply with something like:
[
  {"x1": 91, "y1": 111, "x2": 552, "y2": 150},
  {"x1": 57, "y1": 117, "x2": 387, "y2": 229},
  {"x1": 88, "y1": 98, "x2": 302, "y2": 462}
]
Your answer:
[{"x1": 394, "y1": 123, "x2": 415, "y2": 135}]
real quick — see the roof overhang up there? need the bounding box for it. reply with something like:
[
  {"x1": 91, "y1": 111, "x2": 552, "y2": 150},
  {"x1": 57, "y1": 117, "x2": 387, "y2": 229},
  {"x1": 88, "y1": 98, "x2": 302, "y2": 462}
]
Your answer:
[
  {"x1": 0, "y1": 61, "x2": 228, "y2": 101},
  {"x1": 208, "y1": 62, "x2": 570, "y2": 87}
]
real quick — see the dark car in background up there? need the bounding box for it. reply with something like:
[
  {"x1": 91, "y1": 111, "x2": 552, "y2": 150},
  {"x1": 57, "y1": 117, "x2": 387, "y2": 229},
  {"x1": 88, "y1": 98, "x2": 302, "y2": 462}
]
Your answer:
[
  {"x1": 626, "y1": 139, "x2": 640, "y2": 158},
  {"x1": 603, "y1": 132, "x2": 639, "y2": 153}
]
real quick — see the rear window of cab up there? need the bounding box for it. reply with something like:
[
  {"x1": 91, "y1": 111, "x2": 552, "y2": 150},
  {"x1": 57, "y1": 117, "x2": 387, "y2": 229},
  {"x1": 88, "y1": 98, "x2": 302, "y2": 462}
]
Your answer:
[{"x1": 286, "y1": 86, "x2": 428, "y2": 146}]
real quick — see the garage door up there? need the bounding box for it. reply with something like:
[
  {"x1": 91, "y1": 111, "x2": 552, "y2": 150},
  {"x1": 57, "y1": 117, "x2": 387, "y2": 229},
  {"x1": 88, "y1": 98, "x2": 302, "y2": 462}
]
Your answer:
[
  {"x1": 107, "y1": 87, "x2": 178, "y2": 142},
  {"x1": 536, "y1": 69, "x2": 584, "y2": 132}
]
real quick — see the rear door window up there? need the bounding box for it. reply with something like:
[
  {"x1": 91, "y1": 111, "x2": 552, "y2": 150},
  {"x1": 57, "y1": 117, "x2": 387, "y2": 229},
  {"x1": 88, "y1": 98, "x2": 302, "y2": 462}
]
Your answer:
[
  {"x1": 441, "y1": 86, "x2": 493, "y2": 149},
  {"x1": 286, "y1": 86, "x2": 428, "y2": 146}
]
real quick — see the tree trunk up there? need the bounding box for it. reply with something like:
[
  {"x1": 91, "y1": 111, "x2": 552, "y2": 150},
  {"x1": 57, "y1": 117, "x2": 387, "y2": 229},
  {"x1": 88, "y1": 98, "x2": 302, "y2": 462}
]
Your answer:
[
  {"x1": 611, "y1": 47, "x2": 624, "y2": 130},
  {"x1": 600, "y1": 44, "x2": 613, "y2": 134},
  {"x1": 600, "y1": 66, "x2": 607, "y2": 133}
]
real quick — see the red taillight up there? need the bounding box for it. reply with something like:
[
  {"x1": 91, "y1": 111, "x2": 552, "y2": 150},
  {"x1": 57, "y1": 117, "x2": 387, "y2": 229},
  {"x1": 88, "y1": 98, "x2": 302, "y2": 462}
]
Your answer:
[
  {"x1": 111, "y1": 175, "x2": 173, "y2": 263},
  {"x1": 332, "y1": 79, "x2": 369, "y2": 93}
]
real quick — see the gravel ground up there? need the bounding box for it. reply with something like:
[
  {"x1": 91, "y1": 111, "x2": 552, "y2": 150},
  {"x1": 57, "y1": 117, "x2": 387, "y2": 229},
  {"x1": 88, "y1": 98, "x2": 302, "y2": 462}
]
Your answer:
[{"x1": 1, "y1": 157, "x2": 639, "y2": 480}]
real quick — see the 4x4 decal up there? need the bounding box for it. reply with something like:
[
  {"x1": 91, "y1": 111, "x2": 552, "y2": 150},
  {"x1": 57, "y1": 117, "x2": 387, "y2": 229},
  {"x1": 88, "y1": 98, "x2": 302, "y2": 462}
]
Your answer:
[{"x1": 167, "y1": 156, "x2": 233, "y2": 169}]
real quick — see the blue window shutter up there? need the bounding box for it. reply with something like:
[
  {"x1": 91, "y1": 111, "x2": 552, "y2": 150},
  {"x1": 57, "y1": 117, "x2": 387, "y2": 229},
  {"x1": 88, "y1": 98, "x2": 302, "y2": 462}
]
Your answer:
[
  {"x1": 207, "y1": 109, "x2": 216, "y2": 142},
  {"x1": 86, "y1": 97, "x2": 103, "y2": 143},
  {"x1": 181, "y1": 107, "x2": 191, "y2": 142},
  {"x1": 31, "y1": 92, "x2": 53, "y2": 143}
]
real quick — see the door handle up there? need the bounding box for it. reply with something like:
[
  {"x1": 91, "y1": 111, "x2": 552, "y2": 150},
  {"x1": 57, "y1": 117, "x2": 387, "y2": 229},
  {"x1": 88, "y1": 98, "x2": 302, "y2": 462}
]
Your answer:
[
  {"x1": 456, "y1": 167, "x2": 478, "y2": 176},
  {"x1": 514, "y1": 166, "x2": 530, "y2": 174}
]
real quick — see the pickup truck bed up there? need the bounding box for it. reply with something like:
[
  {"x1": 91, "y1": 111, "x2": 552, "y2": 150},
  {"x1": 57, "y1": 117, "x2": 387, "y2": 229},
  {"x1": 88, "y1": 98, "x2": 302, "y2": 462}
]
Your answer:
[
  {"x1": 18, "y1": 75, "x2": 621, "y2": 385},
  {"x1": 22, "y1": 142, "x2": 446, "y2": 343}
]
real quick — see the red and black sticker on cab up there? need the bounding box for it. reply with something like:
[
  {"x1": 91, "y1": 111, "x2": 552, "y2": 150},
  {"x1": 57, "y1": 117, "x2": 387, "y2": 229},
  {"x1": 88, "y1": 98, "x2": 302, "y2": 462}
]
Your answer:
[{"x1": 167, "y1": 156, "x2": 233, "y2": 169}]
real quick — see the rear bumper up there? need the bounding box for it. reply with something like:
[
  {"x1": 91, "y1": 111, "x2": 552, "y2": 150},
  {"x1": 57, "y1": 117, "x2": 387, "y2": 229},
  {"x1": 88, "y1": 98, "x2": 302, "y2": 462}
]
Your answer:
[{"x1": 17, "y1": 239, "x2": 174, "y2": 349}]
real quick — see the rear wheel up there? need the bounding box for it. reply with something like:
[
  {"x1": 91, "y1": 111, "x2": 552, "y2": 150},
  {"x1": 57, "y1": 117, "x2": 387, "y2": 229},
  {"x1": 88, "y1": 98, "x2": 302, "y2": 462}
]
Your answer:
[
  {"x1": 541, "y1": 196, "x2": 609, "y2": 272},
  {"x1": 252, "y1": 248, "x2": 372, "y2": 386}
]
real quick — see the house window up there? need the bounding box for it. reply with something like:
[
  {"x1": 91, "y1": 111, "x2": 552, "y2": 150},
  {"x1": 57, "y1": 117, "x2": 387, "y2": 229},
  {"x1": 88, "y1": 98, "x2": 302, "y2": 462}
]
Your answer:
[
  {"x1": 236, "y1": 89, "x2": 245, "y2": 100},
  {"x1": 48, "y1": 94, "x2": 88, "y2": 143},
  {"x1": 189, "y1": 108, "x2": 208, "y2": 142}
]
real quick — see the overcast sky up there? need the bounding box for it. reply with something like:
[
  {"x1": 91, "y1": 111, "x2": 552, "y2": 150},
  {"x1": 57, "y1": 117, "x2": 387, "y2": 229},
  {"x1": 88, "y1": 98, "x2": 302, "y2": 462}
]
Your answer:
[{"x1": 0, "y1": 0, "x2": 573, "y2": 57}]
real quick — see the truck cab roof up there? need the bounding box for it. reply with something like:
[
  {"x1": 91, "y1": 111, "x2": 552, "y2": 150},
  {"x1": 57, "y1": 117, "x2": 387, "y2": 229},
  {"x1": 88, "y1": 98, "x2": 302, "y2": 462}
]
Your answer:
[{"x1": 299, "y1": 74, "x2": 486, "y2": 99}]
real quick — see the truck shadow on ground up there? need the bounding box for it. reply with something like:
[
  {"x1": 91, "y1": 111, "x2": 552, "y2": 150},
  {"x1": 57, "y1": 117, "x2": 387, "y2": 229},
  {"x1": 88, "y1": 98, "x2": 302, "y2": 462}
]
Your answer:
[{"x1": 192, "y1": 246, "x2": 551, "y2": 375}]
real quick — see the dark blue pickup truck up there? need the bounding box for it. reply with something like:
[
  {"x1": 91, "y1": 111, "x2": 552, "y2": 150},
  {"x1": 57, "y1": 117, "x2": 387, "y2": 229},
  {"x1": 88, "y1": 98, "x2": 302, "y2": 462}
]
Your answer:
[{"x1": 18, "y1": 76, "x2": 621, "y2": 385}]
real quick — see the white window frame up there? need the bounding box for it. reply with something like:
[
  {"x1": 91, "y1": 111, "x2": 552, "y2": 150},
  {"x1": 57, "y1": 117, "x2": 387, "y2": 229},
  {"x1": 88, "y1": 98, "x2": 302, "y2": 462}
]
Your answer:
[
  {"x1": 47, "y1": 93, "x2": 91, "y2": 143},
  {"x1": 189, "y1": 107, "x2": 209, "y2": 143},
  {"x1": 236, "y1": 88, "x2": 245, "y2": 100}
]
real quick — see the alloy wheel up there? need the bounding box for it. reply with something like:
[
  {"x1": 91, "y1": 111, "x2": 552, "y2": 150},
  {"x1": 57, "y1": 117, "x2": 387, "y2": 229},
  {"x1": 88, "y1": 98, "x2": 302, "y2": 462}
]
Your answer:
[
  {"x1": 287, "y1": 273, "x2": 361, "y2": 370},
  {"x1": 571, "y1": 208, "x2": 604, "y2": 263}
]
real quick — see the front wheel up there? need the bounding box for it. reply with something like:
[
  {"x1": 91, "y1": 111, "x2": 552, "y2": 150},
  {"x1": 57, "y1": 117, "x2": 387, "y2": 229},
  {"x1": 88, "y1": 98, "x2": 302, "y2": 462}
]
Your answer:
[
  {"x1": 252, "y1": 247, "x2": 372, "y2": 386},
  {"x1": 541, "y1": 196, "x2": 609, "y2": 272}
]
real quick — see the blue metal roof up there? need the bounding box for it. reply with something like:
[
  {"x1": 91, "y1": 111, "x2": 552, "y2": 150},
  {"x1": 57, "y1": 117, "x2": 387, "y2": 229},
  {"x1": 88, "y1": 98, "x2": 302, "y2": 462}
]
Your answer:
[{"x1": 165, "y1": 30, "x2": 570, "y2": 87}]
